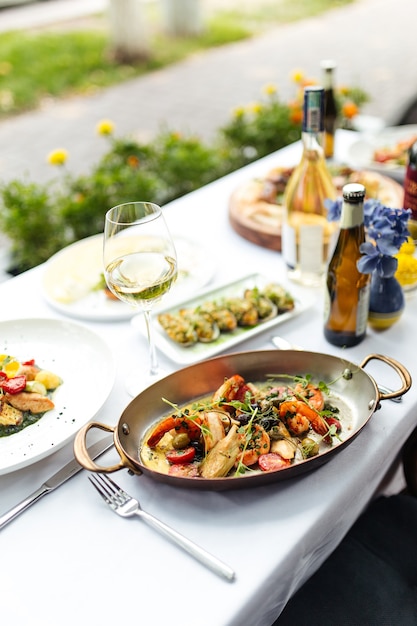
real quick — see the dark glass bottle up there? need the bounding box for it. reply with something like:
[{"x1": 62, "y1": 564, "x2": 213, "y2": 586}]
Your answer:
[
  {"x1": 321, "y1": 60, "x2": 338, "y2": 160},
  {"x1": 324, "y1": 183, "x2": 370, "y2": 347},
  {"x1": 403, "y1": 139, "x2": 417, "y2": 241}
]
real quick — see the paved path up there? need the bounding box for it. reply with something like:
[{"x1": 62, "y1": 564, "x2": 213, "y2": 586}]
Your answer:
[{"x1": 0, "y1": 0, "x2": 416, "y2": 185}]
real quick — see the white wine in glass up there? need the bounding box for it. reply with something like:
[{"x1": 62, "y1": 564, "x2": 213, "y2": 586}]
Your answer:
[{"x1": 104, "y1": 201, "x2": 177, "y2": 396}]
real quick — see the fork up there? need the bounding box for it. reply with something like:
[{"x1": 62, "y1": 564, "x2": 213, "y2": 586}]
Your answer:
[{"x1": 88, "y1": 473, "x2": 235, "y2": 582}]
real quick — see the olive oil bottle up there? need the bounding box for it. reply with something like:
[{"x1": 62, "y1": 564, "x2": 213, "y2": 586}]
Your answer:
[
  {"x1": 324, "y1": 183, "x2": 370, "y2": 347},
  {"x1": 282, "y1": 86, "x2": 337, "y2": 287}
]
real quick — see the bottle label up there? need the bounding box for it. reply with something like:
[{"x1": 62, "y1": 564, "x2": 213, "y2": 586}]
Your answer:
[
  {"x1": 282, "y1": 222, "x2": 296, "y2": 269},
  {"x1": 356, "y1": 283, "x2": 371, "y2": 335},
  {"x1": 299, "y1": 224, "x2": 324, "y2": 274},
  {"x1": 403, "y1": 165, "x2": 417, "y2": 220},
  {"x1": 340, "y1": 203, "x2": 364, "y2": 229},
  {"x1": 303, "y1": 88, "x2": 324, "y2": 133}
]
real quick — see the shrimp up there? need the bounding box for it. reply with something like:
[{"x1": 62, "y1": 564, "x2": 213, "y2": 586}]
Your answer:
[
  {"x1": 279, "y1": 400, "x2": 329, "y2": 437},
  {"x1": 212, "y1": 374, "x2": 254, "y2": 405},
  {"x1": 293, "y1": 383, "x2": 325, "y2": 411},
  {"x1": 237, "y1": 424, "x2": 270, "y2": 466},
  {"x1": 147, "y1": 413, "x2": 202, "y2": 448}
]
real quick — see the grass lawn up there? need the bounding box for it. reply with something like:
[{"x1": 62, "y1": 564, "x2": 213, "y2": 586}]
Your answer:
[{"x1": 0, "y1": 0, "x2": 355, "y2": 117}]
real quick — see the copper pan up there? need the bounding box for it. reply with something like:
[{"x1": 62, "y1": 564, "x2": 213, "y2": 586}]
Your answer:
[{"x1": 74, "y1": 350, "x2": 411, "y2": 491}]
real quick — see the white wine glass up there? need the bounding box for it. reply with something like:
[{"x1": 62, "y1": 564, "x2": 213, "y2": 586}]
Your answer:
[{"x1": 103, "y1": 201, "x2": 177, "y2": 396}]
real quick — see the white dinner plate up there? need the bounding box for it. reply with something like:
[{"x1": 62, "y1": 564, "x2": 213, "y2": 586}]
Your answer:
[
  {"x1": 132, "y1": 273, "x2": 316, "y2": 365},
  {"x1": 0, "y1": 318, "x2": 115, "y2": 475},
  {"x1": 346, "y1": 125, "x2": 417, "y2": 181},
  {"x1": 42, "y1": 234, "x2": 216, "y2": 322}
]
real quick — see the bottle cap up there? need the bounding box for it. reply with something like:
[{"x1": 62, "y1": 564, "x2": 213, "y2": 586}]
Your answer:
[
  {"x1": 343, "y1": 183, "x2": 366, "y2": 202},
  {"x1": 320, "y1": 59, "x2": 337, "y2": 72}
]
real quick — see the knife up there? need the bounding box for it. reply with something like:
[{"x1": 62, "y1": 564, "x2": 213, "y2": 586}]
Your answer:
[{"x1": 0, "y1": 434, "x2": 114, "y2": 531}]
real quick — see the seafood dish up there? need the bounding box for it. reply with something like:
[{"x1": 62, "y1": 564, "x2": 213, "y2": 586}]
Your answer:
[
  {"x1": 372, "y1": 134, "x2": 417, "y2": 166},
  {"x1": 141, "y1": 372, "x2": 349, "y2": 480},
  {"x1": 0, "y1": 353, "x2": 62, "y2": 437},
  {"x1": 157, "y1": 282, "x2": 295, "y2": 347}
]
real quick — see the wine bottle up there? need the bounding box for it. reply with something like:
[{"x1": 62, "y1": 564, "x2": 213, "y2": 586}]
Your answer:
[
  {"x1": 321, "y1": 59, "x2": 338, "y2": 159},
  {"x1": 324, "y1": 183, "x2": 370, "y2": 347},
  {"x1": 403, "y1": 138, "x2": 417, "y2": 242},
  {"x1": 282, "y1": 86, "x2": 337, "y2": 287}
]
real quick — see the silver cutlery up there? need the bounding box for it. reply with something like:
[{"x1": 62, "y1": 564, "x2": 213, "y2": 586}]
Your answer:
[
  {"x1": 271, "y1": 335, "x2": 402, "y2": 402},
  {"x1": 0, "y1": 435, "x2": 114, "y2": 531},
  {"x1": 88, "y1": 472, "x2": 235, "y2": 582}
]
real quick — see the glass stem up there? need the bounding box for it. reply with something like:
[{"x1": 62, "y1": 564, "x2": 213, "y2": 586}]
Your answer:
[{"x1": 144, "y1": 310, "x2": 159, "y2": 377}]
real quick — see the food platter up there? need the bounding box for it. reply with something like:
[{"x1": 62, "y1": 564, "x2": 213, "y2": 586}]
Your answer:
[
  {"x1": 229, "y1": 165, "x2": 405, "y2": 251},
  {"x1": 346, "y1": 125, "x2": 417, "y2": 180},
  {"x1": 0, "y1": 318, "x2": 115, "y2": 475},
  {"x1": 74, "y1": 350, "x2": 411, "y2": 491},
  {"x1": 42, "y1": 234, "x2": 216, "y2": 322},
  {"x1": 132, "y1": 273, "x2": 316, "y2": 365}
]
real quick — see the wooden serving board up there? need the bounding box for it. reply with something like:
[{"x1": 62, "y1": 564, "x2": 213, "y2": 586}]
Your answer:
[{"x1": 228, "y1": 167, "x2": 404, "y2": 252}]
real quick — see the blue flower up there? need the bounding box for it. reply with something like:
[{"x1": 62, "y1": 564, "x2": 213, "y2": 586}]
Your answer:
[
  {"x1": 326, "y1": 197, "x2": 411, "y2": 278},
  {"x1": 325, "y1": 198, "x2": 342, "y2": 222}
]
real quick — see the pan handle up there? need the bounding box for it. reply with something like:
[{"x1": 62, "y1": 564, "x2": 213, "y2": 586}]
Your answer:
[
  {"x1": 359, "y1": 353, "x2": 412, "y2": 402},
  {"x1": 74, "y1": 422, "x2": 128, "y2": 473}
]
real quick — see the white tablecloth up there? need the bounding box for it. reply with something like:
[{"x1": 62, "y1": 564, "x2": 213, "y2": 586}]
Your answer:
[{"x1": 1, "y1": 131, "x2": 416, "y2": 626}]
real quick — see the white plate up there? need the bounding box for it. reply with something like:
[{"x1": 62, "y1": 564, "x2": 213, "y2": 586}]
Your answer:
[
  {"x1": 133, "y1": 273, "x2": 316, "y2": 365},
  {"x1": 346, "y1": 125, "x2": 417, "y2": 181},
  {"x1": 0, "y1": 318, "x2": 115, "y2": 475},
  {"x1": 42, "y1": 234, "x2": 216, "y2": 322}
]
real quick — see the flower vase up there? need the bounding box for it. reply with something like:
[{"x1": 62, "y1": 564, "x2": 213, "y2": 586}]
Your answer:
[{"x1": 368, "y1": 272, "x2": 405, "y2": 330}]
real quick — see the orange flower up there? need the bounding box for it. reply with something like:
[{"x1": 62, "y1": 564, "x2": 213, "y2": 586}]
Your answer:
[
  {"x1": 127, "y1": 155, "x2": 140, "y2": 169},
  {"x1": 301, "y1": 78, "x2": 317, "y2": 88},
  {"x1": 289, "y1": 107, "x2": 303, "y2": 125},
  {"x1": 342, "y1": 100, "x2": 359, "y2": 119}
]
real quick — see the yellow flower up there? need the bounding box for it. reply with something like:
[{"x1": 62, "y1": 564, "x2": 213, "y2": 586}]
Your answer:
[
  {"x1": 395, "y1": 252, "x2": 417, "y2": 287},
  {"x1": 263, "y1": 83, "x2": 277, "y2": 96},
  {"x1": 399, "y1": 237, "x2": 416, "y2": 255},
  {"x1": 338, "y1": 85, "x2": 350, "y2": 96},
  {"x1": 96, "y1": 119, "x2": 115, "y2": 136},
  {"x1": 232, "y1": 106, "x2": 245, "y2": 118},
  {"x1": 47, "y1": 149, "x2": 68, "y2": 167},
  {"x1": 247, "y1": 102, "x2": 263, "y2": 115},
  {"x1": 291, "y1": 69, "x2": 304, "y2": 84}
]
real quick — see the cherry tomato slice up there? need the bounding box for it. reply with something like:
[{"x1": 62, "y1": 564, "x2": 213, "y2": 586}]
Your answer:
[
  {"x1": 22, "y1": 359, "x2": 35, "y2": 366},
  {"x1": 325, "y1": 416, "x2": 342, "y2": 433},
  {"x1": 258, "y1": 453, "x2": 291, "y2": 473},
  {"x1": 168, "y1": 463, "x2": 199, "y2": 477},
  {"x1": 0, "y1": 375, "x2": 27, "y2": 394},
  {"x1": 166, "y1": 447, "x2": 196, "y2": 464}
]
